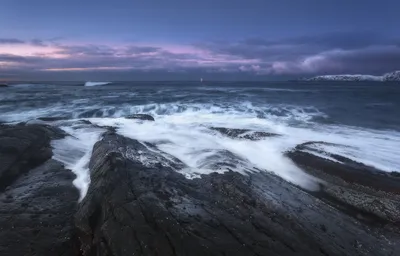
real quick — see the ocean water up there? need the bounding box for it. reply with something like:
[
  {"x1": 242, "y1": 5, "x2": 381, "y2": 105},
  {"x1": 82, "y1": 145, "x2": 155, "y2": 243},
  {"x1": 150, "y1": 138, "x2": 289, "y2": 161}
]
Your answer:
[{"x1": 1, "y1": 81, "x2": 399, "y2": 199}]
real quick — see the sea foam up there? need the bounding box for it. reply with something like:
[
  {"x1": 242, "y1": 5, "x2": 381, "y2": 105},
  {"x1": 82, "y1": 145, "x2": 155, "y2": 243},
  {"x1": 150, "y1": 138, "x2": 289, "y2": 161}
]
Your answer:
[{"x1": 84, "y1": 81, "x2": 111, "y2": 87}]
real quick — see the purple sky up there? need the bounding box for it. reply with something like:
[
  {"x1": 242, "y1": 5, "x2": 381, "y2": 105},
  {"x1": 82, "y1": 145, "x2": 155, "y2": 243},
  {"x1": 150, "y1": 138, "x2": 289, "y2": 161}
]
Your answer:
[{"x1": 0, "y1": 0, "x2": 399, "y2": 80}]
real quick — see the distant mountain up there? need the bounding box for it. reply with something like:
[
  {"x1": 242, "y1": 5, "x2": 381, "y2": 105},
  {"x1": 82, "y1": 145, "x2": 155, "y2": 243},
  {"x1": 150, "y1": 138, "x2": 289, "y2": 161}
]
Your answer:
[{"x1": 304, "y1": 71, "x2": 400, "y2": 82}]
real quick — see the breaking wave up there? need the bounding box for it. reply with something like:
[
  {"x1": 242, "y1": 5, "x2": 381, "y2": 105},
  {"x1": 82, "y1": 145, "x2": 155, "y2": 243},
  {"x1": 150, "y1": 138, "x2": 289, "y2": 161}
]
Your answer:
[
  {"x1": 84, "y1": 81, "x2": 112, "y2": 87},
  {"x1": 1, "y1": 82, "x2": 399, "y2": 198}
]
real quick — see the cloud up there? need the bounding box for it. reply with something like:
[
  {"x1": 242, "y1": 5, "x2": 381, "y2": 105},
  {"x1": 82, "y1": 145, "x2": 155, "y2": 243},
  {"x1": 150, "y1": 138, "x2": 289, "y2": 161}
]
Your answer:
[
  {"x1": 196, "y1": 31, "x2": 400, "y2": 76},
  {"x1": 0, "y1": 38, "x2": 25, "y2": 44},
  {"x1": 302, "y1": 46, "x2": 400, "y2": 74},
  {"x1": 56, "y1": 44, "x2": 116, "y2": 57},
  {"x1": 1, "y1": 32, "x2": 400, "y2": 80},
  {"x1": 124, "y1": 46, "x2": 160, "y2": 54},
  {"x1": 30, "y1": 39, "x2": 48, "y2": 47}
]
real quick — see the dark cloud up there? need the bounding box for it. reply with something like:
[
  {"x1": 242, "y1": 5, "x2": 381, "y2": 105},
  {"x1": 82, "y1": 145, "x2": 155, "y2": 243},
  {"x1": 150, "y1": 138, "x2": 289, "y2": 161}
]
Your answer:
[
  {"x1": 124, "y1": 46, "x2": 160, "y2": 54},
  {"x1": 0, "y1": 38, "x2": 25, "y2": 44},
  {"x1": 0, "y1": 37, "x2": 61, "y2": 46},
  {"x1": 199, "y1": 31, "x2": 399, "y2": 62},
  {"x1": 195, "y1": 31, "x2": 400, "y2": 76},
  {"x1": 56, "y1": 45, "x2": 116, "y2": 57},
  {"x1": 0, "y1": 54, "x2": 45, "y2": 64},
  {"x1": 310, "y1": 46, "x2": 400, "y2": 75},
  {"x1": 30, "y1": 39, "x2": 48, "y2": 47},
  {"x1": 1, "y1": 32, "x2": 400, "y2": 80}
]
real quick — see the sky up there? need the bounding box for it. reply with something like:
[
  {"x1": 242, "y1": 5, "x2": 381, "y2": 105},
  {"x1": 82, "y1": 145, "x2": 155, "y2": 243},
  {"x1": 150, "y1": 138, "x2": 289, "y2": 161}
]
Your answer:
[{"x1": 0, "y1": 0, "x2": 399, "y2": 81}]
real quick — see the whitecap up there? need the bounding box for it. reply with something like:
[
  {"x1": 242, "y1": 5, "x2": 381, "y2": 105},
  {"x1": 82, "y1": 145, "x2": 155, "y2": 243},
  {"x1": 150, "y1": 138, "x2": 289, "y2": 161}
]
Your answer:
[{"x1": 84, "y1": 81, "x2": 111, "y2": 87}]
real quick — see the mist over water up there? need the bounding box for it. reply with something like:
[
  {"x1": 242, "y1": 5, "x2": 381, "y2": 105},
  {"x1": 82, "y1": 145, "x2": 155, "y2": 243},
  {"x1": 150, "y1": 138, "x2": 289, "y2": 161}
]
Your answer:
[{"x1": 1, "y1": 81, "x2": 399, "y2": 197}]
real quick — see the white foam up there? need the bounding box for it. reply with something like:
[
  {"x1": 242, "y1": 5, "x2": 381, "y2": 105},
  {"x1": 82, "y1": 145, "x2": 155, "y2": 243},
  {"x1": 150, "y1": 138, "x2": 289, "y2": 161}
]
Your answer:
[
  {"x1": 86, "y1": 103, "x2": 400, "y2": 192},
  {"x1": 5, "y1": 100, "x2": 396, "y2": 199},
  {"x1": 89, "y1": 112, "x2": 320, "y2": 190},
  {"x1": 51, "y1": 124, "x2": 104, "y2": 200},
  {"x1": 84, "y1": 81, "x2": 111, "y2": 87}
]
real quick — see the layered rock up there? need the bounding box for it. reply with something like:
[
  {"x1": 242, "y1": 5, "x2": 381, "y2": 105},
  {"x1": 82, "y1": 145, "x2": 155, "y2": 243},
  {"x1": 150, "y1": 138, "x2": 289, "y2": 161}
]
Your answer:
[
  {"x1": 125, "y1": 114, "x2": 155, "y2": 121},
  {"x1": 75, "y1": 132, "x2": 400, "y2": 256},
  {"x1": 210, "y1": 127, "x2": 278, "y2": 140},
  {"x1": 0, "y1": 124, "x2": 66, "y2": 190},
  {"x1": 0, "y1": 124, "x2": 79, "y2": 256},
  {"x1": 1, "y1": 124, "x2": 400, "y2": 256},
  {"x1": 287, "y1": 141, "x2": 400, "y2": 224}
]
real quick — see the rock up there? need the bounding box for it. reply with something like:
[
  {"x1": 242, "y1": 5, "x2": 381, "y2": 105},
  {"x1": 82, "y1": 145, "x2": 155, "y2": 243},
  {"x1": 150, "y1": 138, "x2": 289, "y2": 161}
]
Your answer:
[
  {"x1": 0, "y1": 84, "x2": 8, "y2": 88},
  {"x1": 391, "y1": 171, "x2": 400, "y2": 177},
  {"x1": 37, "y1": 116, "x2": 69, "y2": 122},
  {"x1": 0, "y1": 160, "x2": 80, "y2": 256},
  {"x1": 287, "y1": 141, "x2": 400, "y2": 194},
  {"x1": 210, "y1": 127, "x2": 278, "y2": 140},
  {"x1": 196, "y1": 149, "x2": 261, "y2": 174},
  {"x1": 77, "y1": 119, "x2": 93, "y2": 125},
  {"x1": 75, "y1": 133, "x2": 400, "y2": 256},
  {"x1": 125, "y1": 114, "x2": 155, "y2": 121},
  {"x1": 287, "y1": 141, "x2": 400, "y2": 224},
  {"x1": 0, "y1": 124, "x2": 80, "y2": 256},
  {"x1": 0, "y1": 124, "x2": 66, "y2": 191}
]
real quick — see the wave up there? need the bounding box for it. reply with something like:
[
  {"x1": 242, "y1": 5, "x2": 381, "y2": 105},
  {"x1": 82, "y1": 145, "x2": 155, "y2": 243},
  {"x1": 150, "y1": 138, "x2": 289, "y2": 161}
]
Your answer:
[
  {"x1": 8, "y1": 83, "x2": 52, "y2": 88},
  {"x1": 51, "y1": 122, "x2": 104, "y2": 200},
  {"x1": 84, "y1": 81, "x2": 112, "y2": 87},
  {"x1": 1, "y1": 99, "x2": 398, "y2": 187},
  {"x1": 0, "y1": 102, "x2": 329, "y2": 127}
]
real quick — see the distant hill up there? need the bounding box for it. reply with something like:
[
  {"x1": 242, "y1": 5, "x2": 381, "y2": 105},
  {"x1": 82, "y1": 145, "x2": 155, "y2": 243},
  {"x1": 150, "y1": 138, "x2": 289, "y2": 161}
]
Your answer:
[{"x1": 303, "y1": 71, "x2": 400, "y2": 82}]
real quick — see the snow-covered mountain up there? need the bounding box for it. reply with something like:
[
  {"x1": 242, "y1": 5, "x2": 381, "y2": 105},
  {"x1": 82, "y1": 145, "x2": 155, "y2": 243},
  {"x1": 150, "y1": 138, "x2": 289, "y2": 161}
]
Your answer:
[
  {"x1": 305, "y1": 71, "x2": 400, "y2": 82},
  {"x1": 383, "y1": 71, "x2": 400, "y2": 81}
]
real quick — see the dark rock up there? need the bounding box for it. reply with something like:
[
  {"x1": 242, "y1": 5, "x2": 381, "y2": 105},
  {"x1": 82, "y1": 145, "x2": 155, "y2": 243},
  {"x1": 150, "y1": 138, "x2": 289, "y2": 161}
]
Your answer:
[
  {"x1": 37, "y1": 116, "x2": 69, "y2": 122},
  {"x1": 287, "y1": 141, "x2": 400, "y2": 224},
  {"x1": 0, "y1": 160, "x2": 80, "y2": 256},
  {"x1": 75, "y1": 133, "x2": 400, "y2": 256},
  {"x1": 77, "y1": 119, "x2": 93, "y2": 125},
  {"x1": 196, "y1": 149, "x2": 261, "y2": 174},
  {"x1": 0, "y1": 124, "x2": 80, "y2": 256},
  {"x1": 210, "y1": 127, "x2": 278, "y2": 140},
  {"x1": 287, "y1": 141, "x2": 400, "y2": 194},
  {"x1": 125, "y1": 114, "x2": 155, "y2": 121},
  {"x1": 390, "y1": 171, "x2": 400, "y2": 178},
  {"x1": 0, "y1": 124, "x2": 66, "y2": 191},
  {"x1": 0, "y1": 84, "x2": 8, "y2": 88}
]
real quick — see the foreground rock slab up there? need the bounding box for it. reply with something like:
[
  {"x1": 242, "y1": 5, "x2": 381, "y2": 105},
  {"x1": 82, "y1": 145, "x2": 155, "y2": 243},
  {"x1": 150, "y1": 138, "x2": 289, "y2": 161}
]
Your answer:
[
  {"x1": 0, "y1": 124, "x2": 79, "y2": 256},
  {"x1": 0, "y1": 124, "x2": 66, "y2": 191},
  {"x1": 76, "y1": 132, "x2": 400, "y2": 256}
]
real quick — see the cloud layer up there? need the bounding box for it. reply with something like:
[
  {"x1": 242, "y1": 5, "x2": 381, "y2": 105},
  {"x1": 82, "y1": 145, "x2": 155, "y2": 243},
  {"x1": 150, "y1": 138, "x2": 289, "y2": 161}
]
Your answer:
[{"x1": 1, "y1": 31, "x2": 399, "y2": 80}]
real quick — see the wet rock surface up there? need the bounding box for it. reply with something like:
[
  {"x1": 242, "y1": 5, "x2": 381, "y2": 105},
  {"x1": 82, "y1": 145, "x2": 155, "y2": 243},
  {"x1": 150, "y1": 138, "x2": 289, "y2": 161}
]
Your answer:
[
  {"x1": 287, "y1": 141, "x2": 400, "y2": 225},
  {"x1": 75, "y1": 132, "x2": 400, "y2": 256},
  {"x1": 125, "y1": 114, "x2": 155, "y2": 121},
  {"x1": 37, "y1": 116, "x2": 70, "y2": 122},
  {"x1": 0, "y1": 124, "x2": 80, "y2": 256},
  {"x1": 210, "y1": 127, "x2": 278, "y2": 140},
  {"x1": 0, "y1": 124, "x2": 66, "y2": 191},
  {"x1": 1, "y1": 125, "x2": 400, "y2": 256}
]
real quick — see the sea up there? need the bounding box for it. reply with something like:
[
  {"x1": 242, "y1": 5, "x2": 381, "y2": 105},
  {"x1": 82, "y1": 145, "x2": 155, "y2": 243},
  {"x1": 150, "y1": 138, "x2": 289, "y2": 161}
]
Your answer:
[{"x1": 1, "y1": 81, "x2": 399, "y2": 199}]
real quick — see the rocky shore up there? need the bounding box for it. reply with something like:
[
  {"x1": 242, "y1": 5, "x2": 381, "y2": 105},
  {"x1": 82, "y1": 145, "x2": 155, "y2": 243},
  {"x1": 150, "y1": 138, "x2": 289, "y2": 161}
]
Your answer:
[{"x1": 1, "y1": 121, "x2": 399, "y2": 256}]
